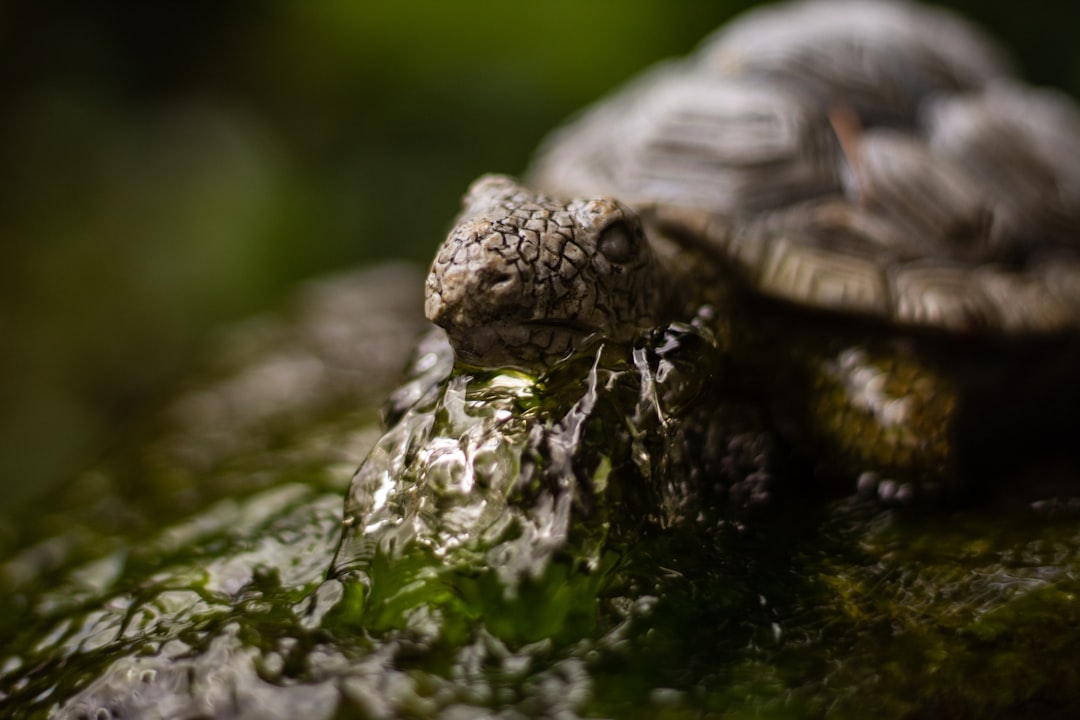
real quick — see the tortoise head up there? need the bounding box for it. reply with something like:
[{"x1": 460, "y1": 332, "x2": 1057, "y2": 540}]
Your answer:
[{"x1": 425, "y1": 175, "x2": 662, "y2": 369}]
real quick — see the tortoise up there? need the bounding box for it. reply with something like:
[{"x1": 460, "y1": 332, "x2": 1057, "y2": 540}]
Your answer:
[{"x1": 423, "y1": 0, "x2": 1080, "y2": 497}]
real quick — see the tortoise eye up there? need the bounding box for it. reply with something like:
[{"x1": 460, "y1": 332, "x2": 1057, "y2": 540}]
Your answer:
[{"x1": 598, "y1": 222, "x2": 637, "y2": 263}]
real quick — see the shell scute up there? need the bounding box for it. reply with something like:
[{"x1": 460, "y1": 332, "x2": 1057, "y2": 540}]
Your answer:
[{"x1": 528, "y1": 0, "x2": 1080, "y2": 334}]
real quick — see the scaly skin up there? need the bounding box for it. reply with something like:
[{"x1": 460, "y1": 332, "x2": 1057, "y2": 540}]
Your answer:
[{"x1": 425, "y1": 175, "x2": 663, "y2": 368}]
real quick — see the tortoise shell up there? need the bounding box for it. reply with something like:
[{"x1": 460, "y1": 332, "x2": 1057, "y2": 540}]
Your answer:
[{"x1": 527, "y1": 0, "x2": 1080, "y2": 334}]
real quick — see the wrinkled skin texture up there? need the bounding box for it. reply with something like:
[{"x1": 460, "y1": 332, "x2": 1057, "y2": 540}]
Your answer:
[{"x1": 425, "y1": 175, "x2": 662, "y2": 368}]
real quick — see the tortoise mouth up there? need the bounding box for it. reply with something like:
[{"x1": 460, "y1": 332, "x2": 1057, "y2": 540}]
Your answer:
[
  {"x1": 521, "y1": 318, "x2": 601, "y2": 335},
  {"x1": 443, "y1": 319, "x2": 604, "y2": 370}
]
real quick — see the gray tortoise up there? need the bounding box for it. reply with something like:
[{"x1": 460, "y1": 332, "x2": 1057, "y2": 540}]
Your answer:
[{"x1": 424, "y1": 0, "x2": 1080, "y2": 494}]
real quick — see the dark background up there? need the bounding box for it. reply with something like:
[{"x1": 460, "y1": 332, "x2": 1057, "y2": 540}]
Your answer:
[{"x1": 1, "y1": 1, "x2": 1078, "y2": 509}]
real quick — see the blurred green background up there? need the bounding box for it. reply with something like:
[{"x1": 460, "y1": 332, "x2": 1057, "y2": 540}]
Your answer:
[{"x1": 2, "y1": 1, "x2": 1078, "y2": 511}]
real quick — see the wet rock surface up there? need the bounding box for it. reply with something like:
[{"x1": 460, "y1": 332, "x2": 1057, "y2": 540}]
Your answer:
[{"x1": 3, "y1": 265, "x2": 1080, "y2": 718}]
